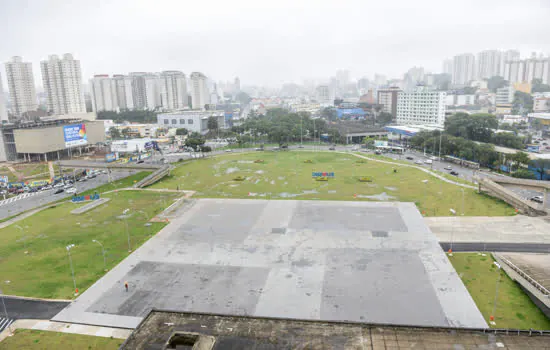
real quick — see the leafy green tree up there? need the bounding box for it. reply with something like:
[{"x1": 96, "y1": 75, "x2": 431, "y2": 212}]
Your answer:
[
  {"x1": 532, "y1": 119, "x2": 543, "y2": 131},
  {"x1": 321, "y1": 108, "x2": 338, "y2": 121},
  {"x1": 511, "y1": 152, "x2": 531, "y2": 167},
  {"x1": 512, "y1": 91, "x2": 533, "y2": 115},
  {"x1": 376, "y1": 112, "x2": 393, "y2": 125},
  {"x1": 445, "y1": 113, "x2": 497, "y2": 142},
  {"x1": 207, "y1": 116, "x2": 218, "y2": 131},
  {"x1": 121, "y1": 127, "x2": 132, "y2": 138},
  {"x1": 491, "y1": 132, "x2": 525, "y2": 149},
  {"x1": 511, "y1": 169, "x2": 536, "y2": 179},
  {"x1": 184, "y1": 132, "x2": 206, "y2": 151},
  {"x1": 109, "y1": 127, "x2": 121, "y2": 139},
  {"x1": 235, "y1": 92, "x2": 252, "y2": 105},
  {"x1": 486, "y1": 76, "x2": 508, "y2": 92},
  {"x1": 175, "y1": 128, "x2": 188, "y2": 136},
  {"x1": 530, "y1": 159, "x2": 550, "y2": 180},
  {"x1": 531, "y1": 78, "x2": 550, "y2": 93},
  {"x1": 363, "y1": 138, "x2": 375, "y2": 149},
  {"x1": 201, "y1": 145, "x2": 212, "y2": 152}
]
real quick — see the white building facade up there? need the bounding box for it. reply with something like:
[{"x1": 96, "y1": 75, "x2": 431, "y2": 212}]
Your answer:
[
  {"x1": 160, "y1": 71, "x2": 188, "y2": 110},
  {"x1": 452, "y1": 53, "x2": 476, "y2": 85},
  {"x1": 113, "y1": 75, "x2": 135, "y2": 110},
  {"x1": 4, "y1": 56, "x2": 38, "y2": 117},
  {"x1": 396, "y1": 87, "x2": 446, "y2": 126},
  {"x1": 41, "y1": 53, "x2": 86, "y2": 115},
  {"x1": 477, "y1": 50, "x2": 502, "y2": 79},
  {"x1": 89, "y1": 75, "x2": 118, "y2": 112},
  {"x1": 190, "y1": 72, "x2": 210, "y2": 110},
  {"x1": 157, "y1": 110, "x2": 225, "y2": 133},
  {"x1": 0, "y1": 73, "x2": 7, "y2": 121},
  {"x1": 495, "y1": 86, "x2": 515, "y2": 105}
]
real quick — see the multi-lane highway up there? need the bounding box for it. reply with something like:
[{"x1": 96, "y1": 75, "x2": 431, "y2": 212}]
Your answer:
[{"x1": 0, "y1": 169, "x2": 136, "y2": 221}]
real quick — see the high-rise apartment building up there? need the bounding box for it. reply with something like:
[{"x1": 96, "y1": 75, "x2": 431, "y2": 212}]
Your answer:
[
  {"x1": 396, "y1": 86, "x2": 446, "y2": 126},
  {"x1": 129, "y1": 72, "x2": 161, "y2": 110},
  {"x1": 159, "y1": 71, "x2": 188, "y2": 110},
  {"x1": 377, "y1": 87, "x2": 402, "y2": 121},
  {"x1": 41, "y1": 53, "x2": 86, "y2": 115},
  {"x1": 113, "y1": 75, "x2": 134, "y2": 110},
  {"x1": 499, "y1": 50, "x2": 520, "y2": 77},
  {"x1": 442, "y1": 59, "x2": 453, "y2": 76},
  {"x1": 503, "y1": 54, "x2": 550, "y2": 84},
  {"x1": 234, "y1": 77, "x2": 240, "y2": 93},
  {"x1": 452, "y1": 53, "x2": 476, "y2": 85},
  {"x1": 316, "y1": 85, "x2": 332, "y2": 104},
  {"x1": 190, "y1": 72, "x2": 210, "y2": 110},
  {"x1": 89, "y1": 75, "x2": 118, "y2": 112},
  {"x1": 0, "y1": 73, "x2": 7, "y2": 121},
  {"x1": 477, "y1": 50, "x2": 502, "y2": 79},
  {"x1": 4, "y1": 56, "x2": 38, "y2": 117}
]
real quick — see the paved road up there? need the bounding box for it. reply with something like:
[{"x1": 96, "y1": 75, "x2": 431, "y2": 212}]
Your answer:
[
  {"x1": 0, "y1": 295, "x2": 69, "y2": 331},
  {"x1": 0, "y1": 169, "x2": 136, "y2": 221},
  {"x1": 439, "y1": 242, "x2": 550, "y2": 253}
]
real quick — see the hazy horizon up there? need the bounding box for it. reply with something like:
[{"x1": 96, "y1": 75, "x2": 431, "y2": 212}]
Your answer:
[{"x1": 1, "y1": 0, "x2": 550, "y2": 89}]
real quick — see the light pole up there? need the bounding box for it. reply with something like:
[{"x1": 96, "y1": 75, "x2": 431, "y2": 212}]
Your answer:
[
  {"x1": 138, "y1": 210, "x2": 151, "y2": 237},
  {"x1": 490, "y1": 261, "x2": 502, "y2": 325},
  {"x1": 66, "y1": 244, "x2": 78, "y2": 295},
  {"x1": 460, "y1": 188, "x2": 465, "y2": 216},
  {"x1": 92, "y1": 240, "x2": 107, "y2": 271},
  {"x1": 449, "y1": 208, "x2": 456, "y2": 254},
  {"x1": 123, "y1": 208, "x2": 131, "y2": 252}
]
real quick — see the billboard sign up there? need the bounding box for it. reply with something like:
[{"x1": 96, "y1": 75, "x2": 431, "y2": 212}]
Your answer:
[
  {"x1": 72, "y1": 194, "x2": 100, "y2": 203},
  {"x1": 63, "y1": 124, "x2": 88, "y2": 147},
  {"x1": 105, "y1": 153, "x2": 118, "y2": 163},
  {"x1": 144, "y1": 141, "x2": 154, "y2": 150},
  {"x1": 374, "y1": 140, "x2": 388, "y2": 147},
  {"x1": 0, "y1": 176, "x2": 8, "y2": 183}
]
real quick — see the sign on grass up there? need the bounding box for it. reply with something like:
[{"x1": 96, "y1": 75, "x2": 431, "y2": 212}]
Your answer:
[
  {"x1": 72, "y1": 194, "x2": 100, "y2": 203},
  {"x1": 312, "y1": 172, "x2": 335, "y2": 178}
]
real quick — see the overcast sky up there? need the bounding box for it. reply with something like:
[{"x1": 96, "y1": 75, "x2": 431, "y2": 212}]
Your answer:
[{"x1": 1, "y1": 0, "x2": 549, "y2": 88}]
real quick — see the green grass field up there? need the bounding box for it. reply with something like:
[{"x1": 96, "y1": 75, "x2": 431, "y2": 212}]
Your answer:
[
  {"x1": 449, "y1": 253, "x2": 550, "y2": 329},
  {"x1": 0, "y1": 329, "x2": 122, "y2": 350},
  {"x1": 0, "y1": 190, "x2": 178, "y2": 299},
  {"x1": 151, "y1": 151, "x2": 514, "y2": 216}
]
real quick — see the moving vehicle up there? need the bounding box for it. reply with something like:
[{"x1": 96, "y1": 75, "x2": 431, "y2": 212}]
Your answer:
[
  {"x1": 43, "y1": 185, "x2": 52, "y2": 190},
  {"x1": 530, "y1": 195, "x2": 543, "y2": 204},
  {"x1": 66, "y1": 187, "x2": 77, "y2": 194},
  {"x1": 137, "y1": 160, "x2": 145, "y2": 164},
  {"x1": 225, "y1": 149, "x2": 233, "y2": 153},
  {"x1": 444, "y1": 165, "x2": 452, "y2": 170},
  {"x1": 329, "y1": 146, "x2": 335, "y2": 150},
  {"x1": 450, "y1": 171, "x2": 459, "y2": 176},
  {"x1": 375, "y1": 151, "x2": 381, "y2": 155},
  {"x1": 406, "y1": 156, "x2": 414, "y2": 160},
  {"x1": 424, "y1": 159, "x2": 433, "y2": 164},
  {"x1": 54, "y1": 188, "x2": 64, "y2": 195},
  {"x1": 415, "y1": 160, "x2": 423, "y2": 165},
  {"x1": 255, "y1": 148, "x2": 263, "y2": 151},
  {"x1": 53, "y1": 182, "x2": 64, "y2": 188}
]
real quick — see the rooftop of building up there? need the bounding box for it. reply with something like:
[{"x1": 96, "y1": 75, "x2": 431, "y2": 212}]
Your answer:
[{"x1": 120, "y1": 310, "x2": 550, "y2": 350}]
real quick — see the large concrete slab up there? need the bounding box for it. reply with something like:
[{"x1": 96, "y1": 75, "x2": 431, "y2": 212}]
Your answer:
[{"x1": 53, "y1": 199, "x2": 486, "y2": 329}]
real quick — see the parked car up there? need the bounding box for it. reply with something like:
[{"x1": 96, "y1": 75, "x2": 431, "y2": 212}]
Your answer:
[
  {"x1": 530, "y1": 196, "x2": 543, "y2": 204},
  {"x1": 415, "y1": 160, "x2": 423, "y2": 165},
  {"x1": 450, "y1": 171, "x2": 459, "y2": 176},
  {"x1": 54, "y1": 188, "x2": 64, "y2": 195},
  {"x1": 137, "y1": 160, "x2": 144, "y2": 164},
  {"x1": 375, "y1": 151, "x2": 381, "y2": 155},
  {"x1": 66, "y1": 187, "x2": 77, "y2": 194},
  {"x1": 444, "y1": 165, "x2": 452, "y2": 170},
  {"x1": 53, "y1": 182, "x2": 64, "y2": 188},
  {"x1": 43, "y1": 185, "x2": 52, "y2": 190}
]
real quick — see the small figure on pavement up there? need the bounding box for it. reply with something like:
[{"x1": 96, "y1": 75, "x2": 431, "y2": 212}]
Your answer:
[{"x1": 124, "y1": 281, "x2": 129, "y2": 292}]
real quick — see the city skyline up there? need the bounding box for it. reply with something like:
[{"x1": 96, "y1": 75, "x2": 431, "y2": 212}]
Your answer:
[{"x1": 1, "y1": 0, "x2": 549, "y2": 88}]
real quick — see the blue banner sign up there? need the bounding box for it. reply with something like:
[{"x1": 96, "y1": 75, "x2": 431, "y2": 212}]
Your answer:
[
  {"x1": 72, "y1": 194, "x2": 100, "y2": 203},
  {"x1": 105, "y1": 153, "x2": 117, "y2": 163},
  {"x1": 312, "y1": 172, "x2": 335, "y2": 178},
  {"x1": 63, "y1": 124, "x2": 88, "y2": 147}
]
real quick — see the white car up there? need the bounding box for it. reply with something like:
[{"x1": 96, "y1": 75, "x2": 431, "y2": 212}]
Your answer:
[
  {"x1": 424, "y1": 159, "x2": 433, "y2": 164},
  {"x1": 53, "y1": 182, "x2": 64, "y2": 188},
  {"x1": 444, "y1": 165, "x2": 452, "y2": 170},
  {"x1": 66, "y1": 187, "x2": 77, "y2": 194},
  {"x1": 415, "y1": 160, "x2": 423, "y2": 165}
]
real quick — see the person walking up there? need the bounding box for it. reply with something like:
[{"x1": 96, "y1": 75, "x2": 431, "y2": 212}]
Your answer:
[{"x1": 124, "y1": 281, "x2": 129, "y2": 292}]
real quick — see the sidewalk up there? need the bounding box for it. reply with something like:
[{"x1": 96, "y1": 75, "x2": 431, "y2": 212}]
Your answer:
[{"x1": 0, "y1": 319, "x2": 132, "y2": 343}]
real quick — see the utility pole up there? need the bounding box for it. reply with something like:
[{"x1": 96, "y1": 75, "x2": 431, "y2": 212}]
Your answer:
[{"x1": 66, "y1": 244, "x2": 77, "y2": 295}]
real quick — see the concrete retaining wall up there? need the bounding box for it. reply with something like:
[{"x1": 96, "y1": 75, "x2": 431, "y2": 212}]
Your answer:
[{"x1": 477, "y1": 177, "x2": 547, "y2": 216}]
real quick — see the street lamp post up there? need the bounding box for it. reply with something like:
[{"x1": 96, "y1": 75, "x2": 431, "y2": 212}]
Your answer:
[
  {"x1": 460, "y1": 188, "x2": 465, "y2": 216},
  {"x1": 449, "y1": 208, "x2": 456, "y2": 253},
  {"x1": 123, "y1": 208, "x2": 131, "y2": 252},
  {"x1": 138, "y1": 210, "x2": 151, "y2": 237},
  {"x1": 66, "y1": 244, "x2": 78, "y2": 295},
  {"x1": 92, "y1": 240, "x2": 107, "y2": 271}
]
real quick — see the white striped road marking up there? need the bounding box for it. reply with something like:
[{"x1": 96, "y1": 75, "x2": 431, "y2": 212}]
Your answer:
[
  {"x1": 0, "y1": 317, "x2": 14, "y2": 333},
  {"x1": 0, "y1": 192, "x2": 38, "y2": 207}
]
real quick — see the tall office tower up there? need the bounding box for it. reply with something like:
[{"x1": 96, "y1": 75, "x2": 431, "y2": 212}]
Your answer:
[
  {"x1": 89, "y1": 75, "x2": 118, "y2": 112},
  {"x1": 0, "y1": 73, "x2": 7, "y2": 121},
  {"x1": 452, "y1": 53, "x2": 476, "y2": 85},
  {"x1": 442, "y1": 59, "x2": 453, "y2": 76},
  {"x1": 316, "y1": 85, "x2": 332, "y2": 104},
  {"x1": 113, "y1": 75, "x2": 135, "y2": 110},
  {"x1": 499, "y1": 50, "x2": 520, "y2": 77},
  {"x1": 377, "y1": 86, "x2": 402, "y2": 121},
  {"x1": 4, "y1": 56, "x2": 37, "y2": 117},
  {"x1": 396, "y1": 86, "x2": 447, "y2": 126},
  {"x1": 477, "y1": 50, "x2": 502, "y2": 79},
  {"x1": 41, "y1": 53, "x2": 86, "y2": 115},
  {"x1": 159, "y1": 71, "x2": 188, "y2": 110},
  {"x1": 190, "y1": 72, "x2": 210, "y2": 110}
]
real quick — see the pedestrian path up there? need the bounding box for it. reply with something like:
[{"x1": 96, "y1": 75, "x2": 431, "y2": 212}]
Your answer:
[
  {"x1": 0, "y1": 318, "x2": 14, "y2": 333},
  {"x1": 0, "y1": 192, "x2": 38, "y2": 207}
]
